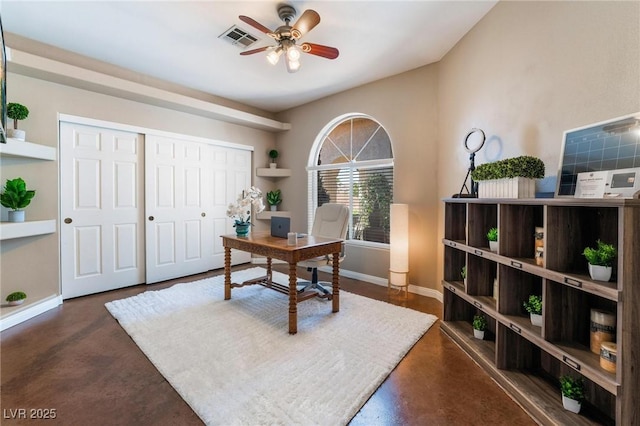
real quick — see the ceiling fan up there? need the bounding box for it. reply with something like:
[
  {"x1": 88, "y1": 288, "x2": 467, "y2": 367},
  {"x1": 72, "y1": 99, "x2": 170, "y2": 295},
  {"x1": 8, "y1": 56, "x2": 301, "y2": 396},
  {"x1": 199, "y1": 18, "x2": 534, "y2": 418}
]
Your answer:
[{"x1": 239, "y1": 4, "x2": 339, "y2": 73}]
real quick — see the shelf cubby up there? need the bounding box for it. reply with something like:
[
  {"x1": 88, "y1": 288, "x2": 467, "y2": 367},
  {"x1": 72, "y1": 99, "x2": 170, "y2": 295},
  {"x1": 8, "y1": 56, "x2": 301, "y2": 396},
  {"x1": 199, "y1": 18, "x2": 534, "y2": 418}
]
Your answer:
[
  {"x1": 546, "y1": 205, "x2": 619, "y2": 277},
  {"x1": 444, "y1": 202, "x2": 466, "y2": 242},
  {"x1": 467, "y1": 202, "x2": 497, "y2": 249},
  {"x1": 499, "y1": 203, "x2": 543, "y2": 259}
]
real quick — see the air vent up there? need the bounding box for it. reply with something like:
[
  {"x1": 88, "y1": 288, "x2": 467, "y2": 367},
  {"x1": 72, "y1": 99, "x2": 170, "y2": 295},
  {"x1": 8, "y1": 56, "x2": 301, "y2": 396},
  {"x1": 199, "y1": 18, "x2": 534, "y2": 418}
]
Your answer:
[{"x1": 219, "y1": 25, "x2": 259, "y2": 49}]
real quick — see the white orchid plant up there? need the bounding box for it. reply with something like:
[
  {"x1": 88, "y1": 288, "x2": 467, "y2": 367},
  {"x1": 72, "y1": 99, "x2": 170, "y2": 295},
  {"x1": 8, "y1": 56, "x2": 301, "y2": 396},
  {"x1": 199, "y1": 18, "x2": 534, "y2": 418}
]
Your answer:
[{"x1": 226, "y1": 186, "x2": 265, "y2": 225}]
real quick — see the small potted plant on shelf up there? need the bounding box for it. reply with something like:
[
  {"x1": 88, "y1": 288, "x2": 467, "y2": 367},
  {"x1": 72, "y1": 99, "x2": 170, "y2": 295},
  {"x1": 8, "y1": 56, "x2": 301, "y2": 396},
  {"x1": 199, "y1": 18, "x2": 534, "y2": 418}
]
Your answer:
[
  {"x1": 269, "y1": 149, "x2": 279, "y2": 168},
  {"x1": 6, "y1": 291, "x2": 27, "y2": 306},
  {"x1": 472, "y1": 314, "x2": 487, "y2": 340},
  {"x1": 523, "y1": 294, "x2": 543, "y2": 326},
  {"x1": 559, "y1": 375, "x2": 584, "y2": 414},
  {"x1": 6, "y1": 102, "x2": 29, "y2": 141},
  {"x1": 461, "y1": 265, "x2": 467, "y2": 285},
  {"x1": 1, "y1": 177, "x2": 36, "y2": 222},
  {"x1": 487, "y1": 227, "x2": 498, "y2": 252},
  {"x1": 266, "y1": 189, "x2": 282, "y2": 211},
  {"x1": 583, "y1": 240, "x2": 617, "y2": 282}
]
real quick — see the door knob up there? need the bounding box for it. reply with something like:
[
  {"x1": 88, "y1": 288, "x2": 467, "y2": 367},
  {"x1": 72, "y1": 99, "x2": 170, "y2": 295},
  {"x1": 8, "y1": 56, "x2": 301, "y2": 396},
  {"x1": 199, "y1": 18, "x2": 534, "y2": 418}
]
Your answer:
[
  {"x1": 201, "y1": 212, "x2": 206, "y2": 217},
  {"x1": 148, "y1": 216, "x2": 154, "y2": 221},
  {"x1": 64, "y1": 217, "x2": 72, "y2": 224}
]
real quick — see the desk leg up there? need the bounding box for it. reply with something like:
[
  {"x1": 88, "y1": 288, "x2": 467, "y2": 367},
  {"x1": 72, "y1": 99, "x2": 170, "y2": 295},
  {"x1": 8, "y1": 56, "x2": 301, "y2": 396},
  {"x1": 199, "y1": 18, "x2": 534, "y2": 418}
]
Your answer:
[
  {"x1": 224, "y1": 247, "x2": 231, "y2": 300},
  {"x1": 332, "y1": 251, "x2": 340, "y2": 313},
  {"x1": 288, "y1": 262, "x2": 298, "y2": 334}
]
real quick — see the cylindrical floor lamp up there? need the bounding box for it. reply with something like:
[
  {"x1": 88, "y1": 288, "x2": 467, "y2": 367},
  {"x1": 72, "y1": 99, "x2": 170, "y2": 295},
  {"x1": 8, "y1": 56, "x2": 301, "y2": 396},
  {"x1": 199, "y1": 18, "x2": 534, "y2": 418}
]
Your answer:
[{"x1": 389, "y1": 203, "x2": 409, "y2": 298}]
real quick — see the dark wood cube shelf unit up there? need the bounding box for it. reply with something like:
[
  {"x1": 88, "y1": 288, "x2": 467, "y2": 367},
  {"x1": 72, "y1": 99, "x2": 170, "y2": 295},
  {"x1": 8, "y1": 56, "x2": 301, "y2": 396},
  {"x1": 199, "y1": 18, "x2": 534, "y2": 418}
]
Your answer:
[{"x1": 441, "y1": 198, "x2": 640, "y2": 425}]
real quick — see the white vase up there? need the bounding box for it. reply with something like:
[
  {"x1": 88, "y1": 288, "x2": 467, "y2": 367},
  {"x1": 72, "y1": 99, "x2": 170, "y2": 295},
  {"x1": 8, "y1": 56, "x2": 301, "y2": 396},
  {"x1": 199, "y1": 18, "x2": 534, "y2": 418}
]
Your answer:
[
  {"x1": 588, "y1": 264, "x2": 612, "y2": 282},
  {"x1": 7, "y1": 128, "x2": 26, "y2": 141},
  {"x1": 269, "y1": 163, "x2": 277, "y2": 169},
  {"x1": 270, "y1": 205, "x2": 277, "y2": 211},
  {"x1": 8, "y1": 299, "x2": 25, "y2": 306},
  {"x1": 8, "y1": 210, "x2": 25, "y2": 222},
  {"x1": 473, "y1": 329, "x2": 485, "y2": 340},
  {"x1": 489, "y1": 241, "x2": 498, "y2": 252},
  {"x1": 530, "y1": 313, "x2": 542, "y2": 327},
  {"x1": 562, "y1": 395, "x2": 581, "y2": 414}
]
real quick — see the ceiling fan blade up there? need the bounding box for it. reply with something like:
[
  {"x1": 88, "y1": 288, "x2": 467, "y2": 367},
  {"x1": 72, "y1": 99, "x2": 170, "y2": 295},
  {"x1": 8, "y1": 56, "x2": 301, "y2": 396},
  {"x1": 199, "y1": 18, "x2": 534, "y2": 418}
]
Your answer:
[
  {"x1": 291, "y1": 9, "x2": 320, "y2": 39},
  {"x1": 239, "y1": 15, "x2": 273, "y2": 35},
  {"x1": 300, "y1": 43, "x2": 339, "y2": 60},
  {"x1": 239, "y1": 46, "x2": 270, "y2": 56}
]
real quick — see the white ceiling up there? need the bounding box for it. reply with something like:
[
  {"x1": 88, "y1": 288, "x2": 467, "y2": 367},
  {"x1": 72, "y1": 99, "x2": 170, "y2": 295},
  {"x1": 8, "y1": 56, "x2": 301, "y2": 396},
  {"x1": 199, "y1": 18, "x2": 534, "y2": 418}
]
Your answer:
[{"x1": 2, "y1": 1, "x2": 496, "y2": 113}]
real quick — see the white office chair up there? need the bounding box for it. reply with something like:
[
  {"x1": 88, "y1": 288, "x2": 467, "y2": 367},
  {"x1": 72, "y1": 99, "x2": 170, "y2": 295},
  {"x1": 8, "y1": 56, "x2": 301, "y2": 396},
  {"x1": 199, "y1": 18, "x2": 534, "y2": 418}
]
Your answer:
[{"x1": 297, "y1": 203, "x2": 350, "y2": 297}]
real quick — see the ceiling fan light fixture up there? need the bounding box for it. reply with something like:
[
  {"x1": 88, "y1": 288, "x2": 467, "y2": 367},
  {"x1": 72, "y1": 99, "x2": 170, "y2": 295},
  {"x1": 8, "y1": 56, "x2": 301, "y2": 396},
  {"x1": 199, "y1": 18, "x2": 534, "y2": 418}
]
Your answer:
[
  {"x1": 266, "y1": 47, "x2": 283, "y2": 65},
  {"x1": 286, "y1": 45, "x2": 301, "y2": 61},
  {"x1": 286, "y1": 58, "x2": 301, "y2": 73}
]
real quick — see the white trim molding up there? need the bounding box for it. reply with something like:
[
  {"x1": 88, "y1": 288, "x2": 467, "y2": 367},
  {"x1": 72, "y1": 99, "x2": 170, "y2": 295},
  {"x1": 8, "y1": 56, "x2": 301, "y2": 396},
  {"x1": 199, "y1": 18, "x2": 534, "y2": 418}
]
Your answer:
[{"x1": 0, "y1": 295, "x2": 63, "y2": 331}]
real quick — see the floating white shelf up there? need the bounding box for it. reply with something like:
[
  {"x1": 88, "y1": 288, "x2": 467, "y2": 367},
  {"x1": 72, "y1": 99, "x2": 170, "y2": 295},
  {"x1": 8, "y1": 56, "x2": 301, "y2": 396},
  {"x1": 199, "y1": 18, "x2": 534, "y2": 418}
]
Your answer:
[
  {"x1": 256, "y1": 168, "x2": 292, "y2": 178},
  {"x1": 256, "y1": 211, "x2": 291, "y2": 220},
  {"x1": 0, "y1": 220, "x2": 57, "y2": 240},
  {"x1": 0, "y1": 138, "x2": 56, "y2": 161}
]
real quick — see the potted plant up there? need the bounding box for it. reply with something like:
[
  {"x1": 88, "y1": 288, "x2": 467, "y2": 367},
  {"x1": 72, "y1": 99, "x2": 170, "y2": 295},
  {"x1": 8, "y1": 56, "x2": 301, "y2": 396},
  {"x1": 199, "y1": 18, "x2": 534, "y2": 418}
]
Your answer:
[
  {"x1": 487, "y1": 227, "x2": 498, "y2": 252},
  {"x1": 461, "y1": 265, "x2": 467, "y2": 285},
  {"x1": 559, "y1": 375, "x2": 584, "y2": 414},
  {"x1": 226, "y1": 186, "x2": 265, "y2": 236},
  {"x1": 523, "y1": 294, "x2": 543, "y2": 326},
  {"x1": 470, "y1": 155, "x2": 545, "y2": 198},
  {"x1": 583, "y1": 240, "x2": 617, "y2": 282},
  {"x1": 1, "y1": 177, "x2": 36, "y2": 222},
  {"x1": 6, "y1": 291, "x2": 27, "y2": 306},
  {"x1": 472, "y1": 314, "x2": 487, "y2": 340},
  {"x1": 266, "y1": 189, "x2": 282, "y2": 211},
  {"x1": 6, "y1": 102, "x2": 29, "y2": 141},
  {"x1": 268, "y1": 149, "x2": 279, "y2": 168}
]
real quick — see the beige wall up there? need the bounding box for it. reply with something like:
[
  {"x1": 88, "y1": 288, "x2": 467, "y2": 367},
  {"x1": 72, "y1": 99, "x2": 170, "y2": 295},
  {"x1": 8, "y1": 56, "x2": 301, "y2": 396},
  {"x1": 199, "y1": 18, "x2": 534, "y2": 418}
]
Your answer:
[
  {"x1": 436, "y1": 1, "x2": 640, "y2": 290},
  {"x1": 276, "y1": 65, "x2": 439, "y2": 286},
  {"x1": 1, "y1": 73, "x2": 276, "y2": 316}
]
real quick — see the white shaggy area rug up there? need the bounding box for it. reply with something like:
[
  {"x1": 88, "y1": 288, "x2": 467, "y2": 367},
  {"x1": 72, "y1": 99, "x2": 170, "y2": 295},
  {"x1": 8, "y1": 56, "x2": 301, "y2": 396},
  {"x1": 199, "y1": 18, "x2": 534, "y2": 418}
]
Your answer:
[{"x1": 105, "y1": 267, "x2": 437, "y2": 426}]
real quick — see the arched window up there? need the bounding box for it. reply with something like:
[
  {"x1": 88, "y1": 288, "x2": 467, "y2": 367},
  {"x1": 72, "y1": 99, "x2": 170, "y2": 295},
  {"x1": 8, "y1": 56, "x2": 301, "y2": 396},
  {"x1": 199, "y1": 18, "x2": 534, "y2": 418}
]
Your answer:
[{"x1": 307, "y1": 114, "x2": 394, "y2": 245}]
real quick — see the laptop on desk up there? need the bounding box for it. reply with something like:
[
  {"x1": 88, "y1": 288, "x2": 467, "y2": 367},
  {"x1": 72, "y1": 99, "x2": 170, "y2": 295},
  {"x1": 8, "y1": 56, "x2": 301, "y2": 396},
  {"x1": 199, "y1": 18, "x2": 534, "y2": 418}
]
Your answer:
[{"x1": 270, "y1": 216, "x2": 306, "y2": 238}]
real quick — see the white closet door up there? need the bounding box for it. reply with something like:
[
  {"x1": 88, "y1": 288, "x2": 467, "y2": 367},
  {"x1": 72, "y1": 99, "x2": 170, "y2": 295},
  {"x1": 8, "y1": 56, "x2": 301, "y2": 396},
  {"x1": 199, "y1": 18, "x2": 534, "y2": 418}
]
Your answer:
[
  {"x1": 60, "y1": 122, "x2": 144, "y2": 299},
  {"x1": 210, "y1": 146, "x2": 251, "y2": 268},
  {"x1": 145, "y1": 135, "x2": 214, "y2": 284}
]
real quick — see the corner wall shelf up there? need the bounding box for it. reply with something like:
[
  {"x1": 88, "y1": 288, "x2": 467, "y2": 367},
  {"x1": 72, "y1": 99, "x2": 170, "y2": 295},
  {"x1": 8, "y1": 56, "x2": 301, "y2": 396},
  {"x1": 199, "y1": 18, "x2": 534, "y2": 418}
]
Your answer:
[
  {"x1": 256, "y1": 211, "x2": 291, "y2": 220},
  {"x1": 256, "y1": 168, "x2": 292, "y2": 178},
  {"x1": 0, "y1": 220, "x2": 57, "y2": 240},
  {"x1": 0, "y1": 138, "x2": 56, "y2": 161}
]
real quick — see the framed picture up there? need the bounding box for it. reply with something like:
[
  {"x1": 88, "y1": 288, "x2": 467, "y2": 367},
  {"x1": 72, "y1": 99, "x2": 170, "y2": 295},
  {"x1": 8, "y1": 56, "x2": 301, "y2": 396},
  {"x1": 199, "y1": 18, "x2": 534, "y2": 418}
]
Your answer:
[
  {"x1": 0, "y1": 15, "x2": 6, "y2": 144},
  {"x1": 556, "y1": 112, "x2": 640, "y2": 197}
]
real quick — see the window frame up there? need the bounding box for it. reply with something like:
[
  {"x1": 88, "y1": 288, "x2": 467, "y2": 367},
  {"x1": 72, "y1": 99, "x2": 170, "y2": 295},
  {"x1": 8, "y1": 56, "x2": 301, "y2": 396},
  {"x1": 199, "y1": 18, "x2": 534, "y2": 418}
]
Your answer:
[{"x1": 306, "y1": 113, "x2": 394, "y2": 247}]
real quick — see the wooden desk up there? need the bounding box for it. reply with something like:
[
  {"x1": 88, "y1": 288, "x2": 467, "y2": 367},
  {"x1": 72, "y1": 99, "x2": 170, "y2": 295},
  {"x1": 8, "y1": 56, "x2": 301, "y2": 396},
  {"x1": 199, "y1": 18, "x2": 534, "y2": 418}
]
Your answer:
[{"x1": 221, "y1": 232, "x2": 343, "y2": 334}]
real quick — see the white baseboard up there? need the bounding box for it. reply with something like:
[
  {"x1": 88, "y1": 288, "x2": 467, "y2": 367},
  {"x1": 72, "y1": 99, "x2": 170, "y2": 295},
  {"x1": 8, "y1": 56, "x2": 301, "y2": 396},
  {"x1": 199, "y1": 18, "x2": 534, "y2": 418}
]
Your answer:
[
  {"x1": 251, "y1": 259, "x2": 444, "y2": 302},
  {"x1": 0, "y1": 295, "x2": 63, "y2": 331}
]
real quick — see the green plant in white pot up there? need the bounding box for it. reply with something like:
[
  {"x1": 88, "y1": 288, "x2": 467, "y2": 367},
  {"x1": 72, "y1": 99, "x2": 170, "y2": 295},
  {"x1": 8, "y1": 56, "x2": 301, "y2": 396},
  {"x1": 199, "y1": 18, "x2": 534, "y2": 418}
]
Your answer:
[
  {"x1": 1, "y1": 177, "x2": 36, "y2": 222},
  {"x1": 6, "y1": 291, "x2": 27, "y2": 306},
  {"x1": 266, "y1": 189, "x2": 282, "y2": 211},
  {"x1": 6, "y1": 102, "x2": 29, "y2": 141},
  {"x1": 268, "y1": 149, "x2": 279, "y2": 168},
  {"x1": 523, "y1": 294, "x2": 543, "y2": 327},
  {"x1": 559, "y1": 375, "x2": 584, "y2": 414},
  {"x1": 472, "y1": 314, "x2": 487, "y2": 340},
  {"x1": 487, "y1": 227, "x2": 498, "y2": 252},
  {"x1": 583, "y1": 240, "x2": 617, "y2": 282}
]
